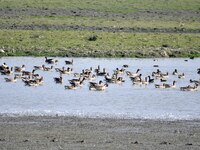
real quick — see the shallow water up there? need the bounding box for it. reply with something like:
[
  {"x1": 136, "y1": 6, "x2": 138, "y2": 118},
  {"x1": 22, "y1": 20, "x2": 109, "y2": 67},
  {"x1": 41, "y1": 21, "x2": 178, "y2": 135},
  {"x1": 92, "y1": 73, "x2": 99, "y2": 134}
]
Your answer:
[{"x1": 0, "y1": 57, "x2": 200, "y2": 120}]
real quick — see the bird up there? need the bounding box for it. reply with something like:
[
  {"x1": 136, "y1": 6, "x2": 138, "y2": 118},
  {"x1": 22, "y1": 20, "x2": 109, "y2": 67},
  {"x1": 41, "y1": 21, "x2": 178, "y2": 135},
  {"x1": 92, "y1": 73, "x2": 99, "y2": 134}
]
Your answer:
[
  {"x1": 163, "y1": 81, "x2": 176, "y2": 88},
  {"x1": 45, "y1": 57, "x2": 58, "y2": 64},
  {"x1": 65, "y1": 59, "x2": 73, "y2": 65},
  {"x1": 14, "y1": 65, "x2": 25, "y2": 72},
  {"x1": 89, "y1": 81, "x2": 108, "y2": 91},
  {"x1": 4, "y1": 76, "x2": 17, "y2": 82},
  {"x1": 65, "y1": 83, "x2": 77, "y2": 90},
  {"x1": 54, "y1": 74, "x2": 63, "y2": 84},
  {"x1": 180, "y1": 85, "x2": 198, "y2": 91},
  {"x1": 178, "y1": 73, "x2": 185, "y2": 79},
  {"x1": 148, "y1": 76, "x2": 154, "y2": 83},
  {"x1": 126, "y1": 69, "x2": 140, "y2": 77},
  {"x1": 172, "y1": 69, "x2": 178, "y2": 75},
  {"x1": 155, "y1": 83, "x2": 166, "y2": 88}
]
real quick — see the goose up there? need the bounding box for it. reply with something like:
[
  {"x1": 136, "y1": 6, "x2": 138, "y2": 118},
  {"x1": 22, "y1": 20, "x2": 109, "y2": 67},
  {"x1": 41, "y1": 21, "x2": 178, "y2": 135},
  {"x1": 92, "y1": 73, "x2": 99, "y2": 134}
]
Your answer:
[
  {"x1": 178, "y1": 73, "x2": 185, "y2": 79},
  {"x1": 130, "y1": 74, "x2": 142, "y2": 82},
  {"x1": 4, "y1": 76, "x2": 17, "y2": 82},
  {"x1": 164, "y1": 81, "x2": 176, "y2": 88},
  {"x1": 43, "y1": 65, "x2": 53, "y2": 71},
  {"x1": 71, "y1": 78, "x2": 85, "y2": 87},
  {"x1": 104, "y1": 73, "x2": 114, "y2": 82},
  {"x1": 14, "y1": 65, "x2": 25, "y2": 72},
  {"x1": 96, "y1": 68, "x2": 107, "y2": 76},
  {"x1": 155, "y1": 83, "x2": 166, "y2": 88},
  {"x1": 154, "y1": 73, "x2": 168, "y2": 80},
  {"x1": 45, "y1": 57, "x2": 58, "y2": 64},
  {"x1": 0, "y1": 63, "x2": 9, "y2": 71},
  {"x1": 114, "y1": 68, "x2": 125, "y2": 75},
  {"x1": 152, "y1": 69, "x2": 161, "y2": 77},
  {"x1": 94, "y1": 65, "x2": 101, "y2": 73},
  {"x1": 132, "y1": 77, "x2": 143, "y2": 85},
  {"x1": 65, "y1": 83, "x2": 77, "y2": 90},
  {"x1": 89, "y1": 81, "x2": 108, "y2": 91},
  {"x1": 22, "y1": 69, "x2": 35, "y2": 76},
  {"x1": 89, "y1": 80, "x2": 104, "y2": 87},
  {"x1": 160, "y1": 72, "x2": 169, "y2": 78},
  {"x1": 160, "y1": 78, "x2": 167, "y2": 82},
  {"x1": 126, "y1": 69, "x2": 140, "y2": 77},
  {"x1": 180, "y1": 85, "x2": 198, "y2": 91},
  {"x1": 83, "y1": 73, "x2": 96, "y2": 80},
  {"x1": 59, "y1": 67, "x2": 73, "y2": 74},
  {"x1": 69, "y1": 77, "x2": 85, "y2": 86},
  {"x1": 106, "y1": 76, "x2": 125, "y2": 84},
  {"x1": 190, "y1": 79, "x2": 200, "y2": 84},
  {"x1": 65, "y1": 59, "x2": 73, "y2": 65},
  {"x1": 172, "y1": 69, "x2": 178, "y2": 75},
  {"x1": 34, "y1": 65, "x2": 44, "y2": 70},
  {"x1": 1, "y1": 67, "x2": 13, "y2": 75},
  {"x1": 54, "y1": 74, "x2": 63, "y2": 84},
  {"x1": 34, "y1": 76, "x2": 44, "y2": 85},
  {"x1": 24, "y1": 80, "x2": 39, "y2": 87},
  {"x1": 148, "y1": 76, "x2": 154, "y2": 83},
  {"x1": 122, "y1": 64, "x2": 129, "y2": 68},
  {"x1": 153, "y1": 65, "x2": 159, "y2": 67}
]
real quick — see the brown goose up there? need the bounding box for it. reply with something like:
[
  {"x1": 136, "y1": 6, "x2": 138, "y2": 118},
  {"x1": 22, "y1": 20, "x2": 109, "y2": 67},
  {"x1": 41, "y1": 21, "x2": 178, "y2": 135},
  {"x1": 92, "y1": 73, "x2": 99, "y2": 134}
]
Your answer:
[
  {"x1": 43, "y1": 65, "x2": 54, "y2": 71},
  {"x1": 164, "y1": 81, "x2": 176, "y2": 88},
  {"x1": 69, "y1": 77, "x2": 85, "y2": 86},
  {"x1": 126, "y1": 69, "x2": 140, "y2": 77},
  {"x1": 22, "y1": 69, "x2": 35, "y2": 76},
  {"x1": 89, "y1": 81, "x2": 108, "y2": 91},
  {"x1": 14, "y1": 65, "x2": 25, "y2": 72},
  {"x1": 180, "y1": 85, "x2": 198, "y2": 91}
]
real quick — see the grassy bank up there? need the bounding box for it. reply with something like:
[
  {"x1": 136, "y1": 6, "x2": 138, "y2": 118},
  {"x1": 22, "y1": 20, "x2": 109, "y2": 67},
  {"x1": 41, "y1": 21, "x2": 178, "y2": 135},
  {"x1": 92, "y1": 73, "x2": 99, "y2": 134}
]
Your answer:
[
  {"x1": 0, "y1": 0, "x2": 199, "y2": 57},
  {"x1": 0, "y1": 30, "x2": 199, "y2": 57}
]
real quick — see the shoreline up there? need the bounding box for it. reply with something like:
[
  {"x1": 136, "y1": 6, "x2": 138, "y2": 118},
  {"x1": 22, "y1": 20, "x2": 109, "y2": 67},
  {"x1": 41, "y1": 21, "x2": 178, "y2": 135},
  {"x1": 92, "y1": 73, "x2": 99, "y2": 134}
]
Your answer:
[{"x1": 0, "y1": 115, "x2": 200, "y2": 149}]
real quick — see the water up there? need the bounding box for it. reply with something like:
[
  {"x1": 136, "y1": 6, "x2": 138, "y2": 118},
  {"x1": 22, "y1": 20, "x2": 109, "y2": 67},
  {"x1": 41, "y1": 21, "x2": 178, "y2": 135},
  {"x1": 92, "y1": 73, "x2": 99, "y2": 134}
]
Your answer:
[{"x1": 0, "y1": 57, "x2": 200, "y2": 120}]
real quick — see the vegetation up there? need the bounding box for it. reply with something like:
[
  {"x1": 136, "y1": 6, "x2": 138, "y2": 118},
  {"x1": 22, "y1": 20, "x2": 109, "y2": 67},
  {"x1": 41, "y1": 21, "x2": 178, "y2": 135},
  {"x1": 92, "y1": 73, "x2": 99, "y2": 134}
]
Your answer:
[
  {"x1": 0, "y1": 30, "x2": 199, "y2": 57},
  {"x1": 0, "y1": 0, "x2": 199, "y2": 57}
]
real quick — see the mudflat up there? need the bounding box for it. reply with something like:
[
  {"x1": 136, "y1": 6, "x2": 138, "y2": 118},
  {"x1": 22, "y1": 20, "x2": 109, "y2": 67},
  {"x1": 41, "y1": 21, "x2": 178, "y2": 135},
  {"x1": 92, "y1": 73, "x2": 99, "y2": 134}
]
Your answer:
[{"x1": 0, "y1": 116, "x2": 200, "y2": 150}]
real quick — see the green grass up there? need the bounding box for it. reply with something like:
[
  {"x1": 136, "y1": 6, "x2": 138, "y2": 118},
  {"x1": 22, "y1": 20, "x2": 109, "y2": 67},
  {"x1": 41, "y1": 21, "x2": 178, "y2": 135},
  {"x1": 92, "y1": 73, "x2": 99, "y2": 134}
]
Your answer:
[
  {"x1": 0, "y1": 0, "x2": 200, "y2": 57},
  {"x1": 0, "y1": 16, "x2": 199, "y2": 30},
  {"x1": 1, "y1": 0, "x2": 200, "y2": 12},
  {"x1": 0, "y1": 30, "x2": 199, "y2": 57}
]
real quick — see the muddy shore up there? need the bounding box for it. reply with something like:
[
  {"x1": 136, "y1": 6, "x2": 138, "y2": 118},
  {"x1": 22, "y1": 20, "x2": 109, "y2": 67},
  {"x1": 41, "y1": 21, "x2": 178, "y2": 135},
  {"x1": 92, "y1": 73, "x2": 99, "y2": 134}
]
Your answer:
[{"x1": 0, "y1": 116, "x2": 200, "y2": 150}]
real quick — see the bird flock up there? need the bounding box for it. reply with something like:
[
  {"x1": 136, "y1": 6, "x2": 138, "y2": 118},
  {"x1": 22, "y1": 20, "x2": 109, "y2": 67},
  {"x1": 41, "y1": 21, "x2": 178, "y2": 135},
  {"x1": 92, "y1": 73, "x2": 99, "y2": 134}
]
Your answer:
[{"x1": 0, "y1": 57, "x2": 200, "y2": 92}]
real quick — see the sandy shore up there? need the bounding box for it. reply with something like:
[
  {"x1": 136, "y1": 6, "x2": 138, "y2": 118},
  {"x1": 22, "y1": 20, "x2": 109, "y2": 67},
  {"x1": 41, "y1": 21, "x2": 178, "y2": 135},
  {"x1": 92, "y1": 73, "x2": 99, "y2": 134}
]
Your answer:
[{"x1": 0, "y1": 116, "x2": 200, "y2": 150}]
